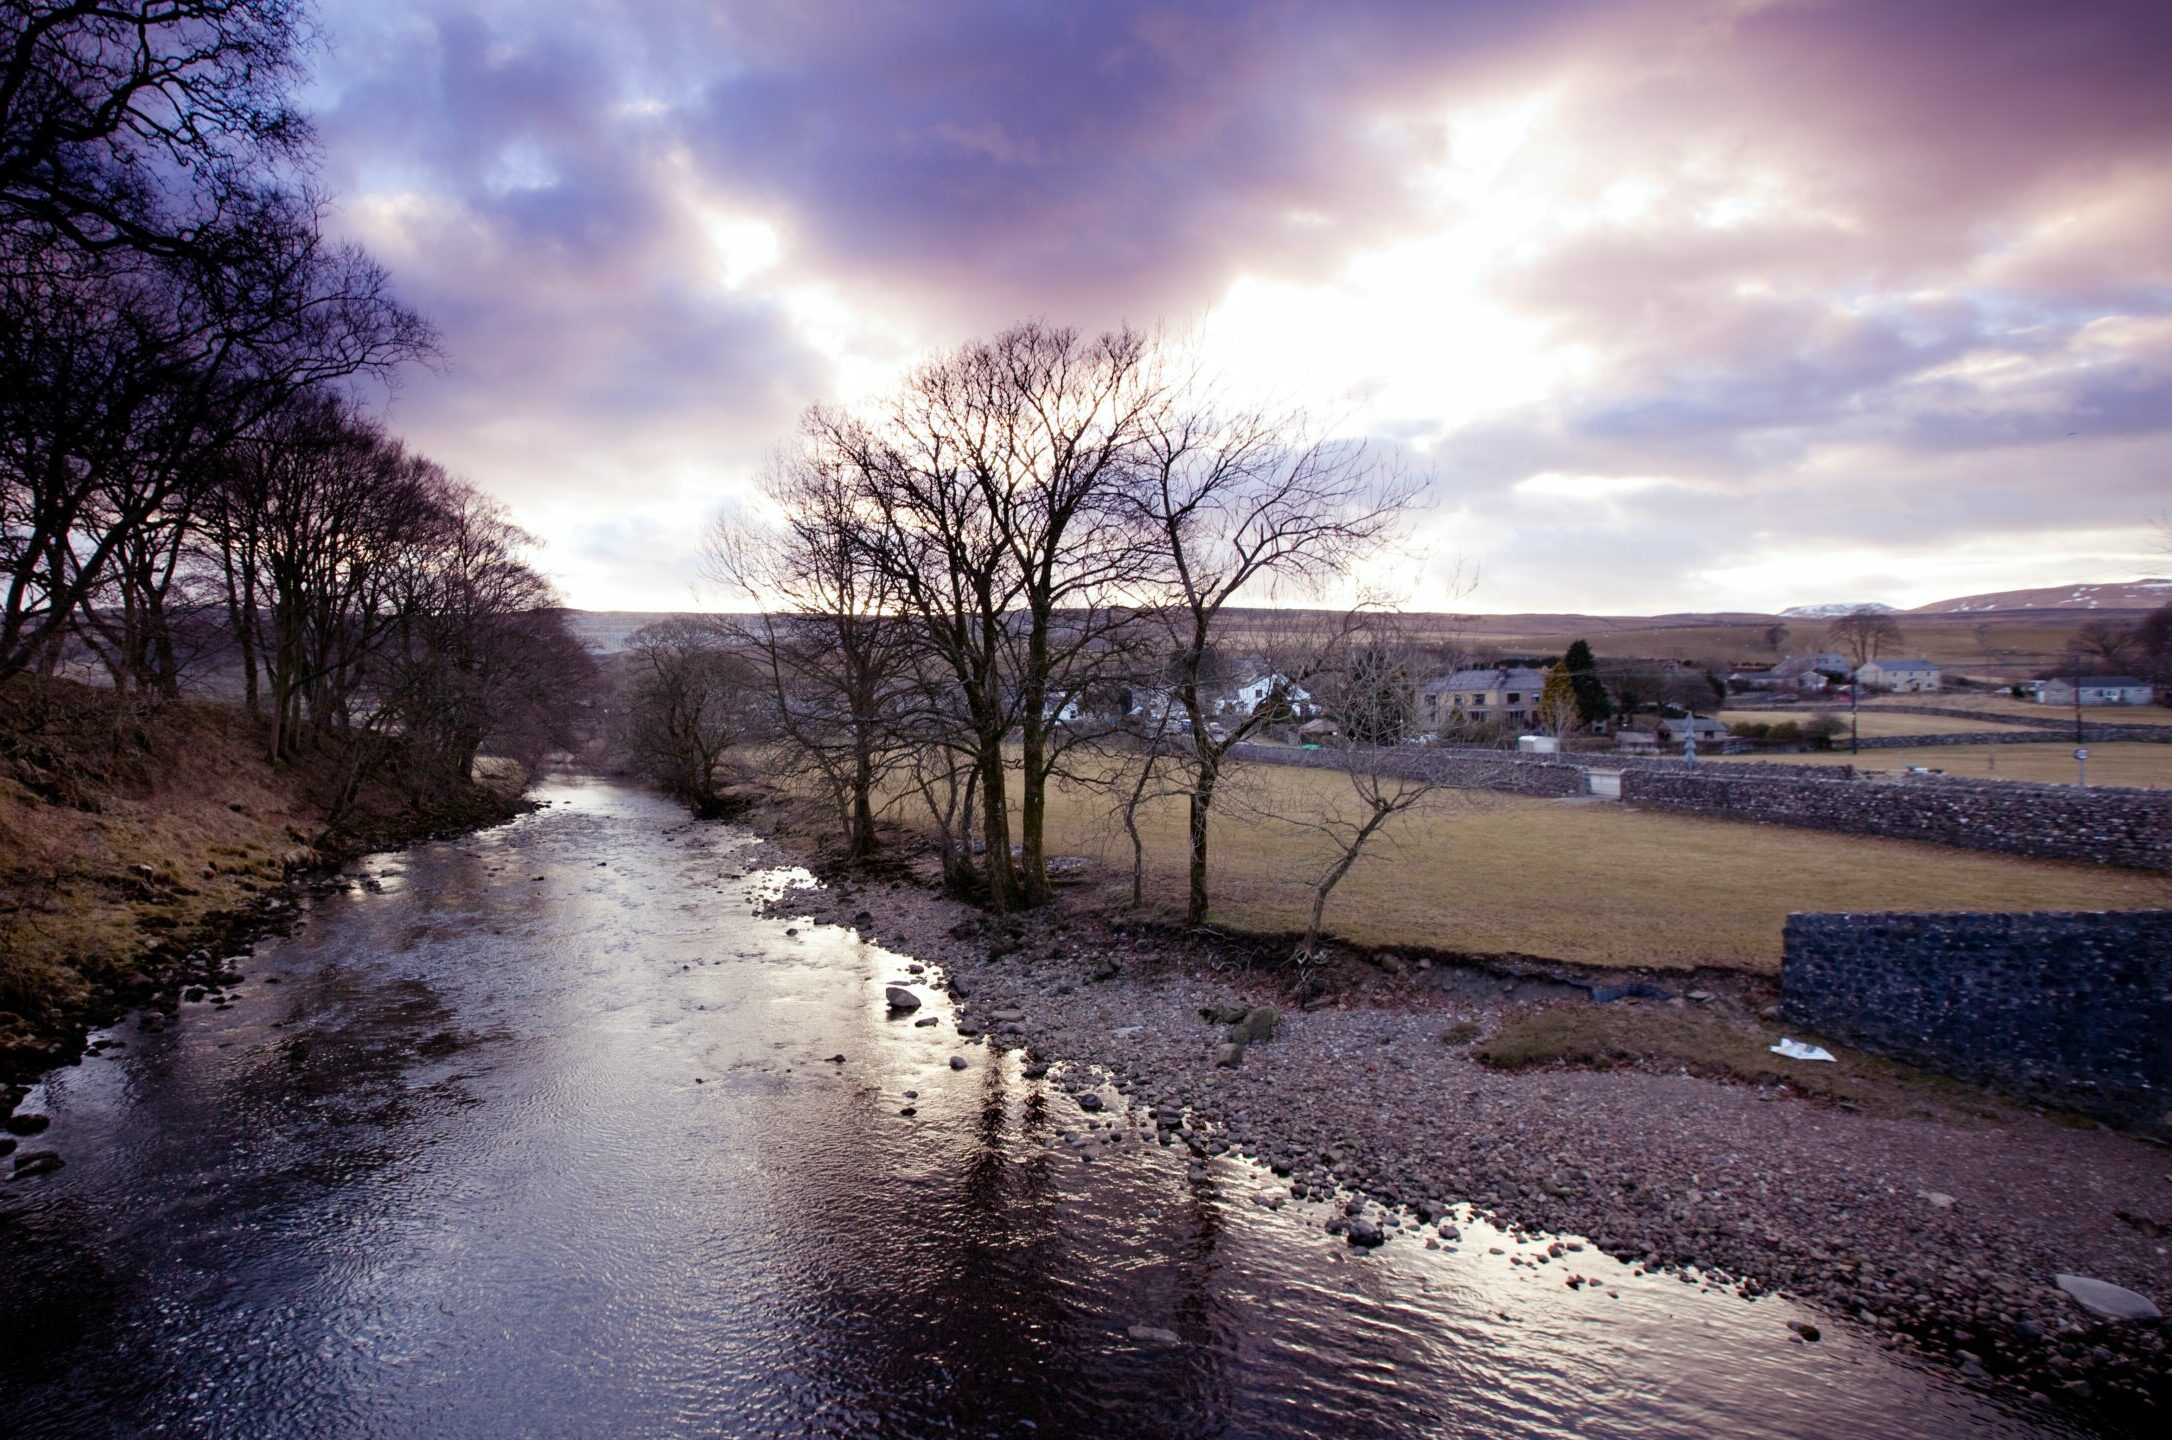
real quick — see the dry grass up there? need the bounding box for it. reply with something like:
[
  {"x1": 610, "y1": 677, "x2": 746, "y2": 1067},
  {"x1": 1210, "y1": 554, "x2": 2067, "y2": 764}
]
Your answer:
[
  {"x1": 960, "y1": 756, "x2": 2165, "y2": 974},
  {"x1": 1709, "y1": 741, "x2": 2172, "y2": 788},
  {"x1": 1875, "y1": 691, "x2": 2168, "y2": 722},
  {"x1": 1721, "y1": 708, "x2": 2037, "y2": 738},
  {"x1": 0, "y1": 689, "x2": 315, "y2": 1020},
  {"x1": 1469, "y1": 1004, "x2": 2002, "y2": 1117}
]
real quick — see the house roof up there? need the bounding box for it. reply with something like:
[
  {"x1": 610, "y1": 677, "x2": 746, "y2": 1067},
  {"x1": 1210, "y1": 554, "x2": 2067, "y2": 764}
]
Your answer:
[
  {"x1": 2055, "y1": 675, "x2": 2150, "y2": 688},
  {"x1": 1860, "y1": 657, "x2": 1938, "y2": 670},
  {"x1": 1426, "y1": 666, "x2": 1549, "y2": 693}
]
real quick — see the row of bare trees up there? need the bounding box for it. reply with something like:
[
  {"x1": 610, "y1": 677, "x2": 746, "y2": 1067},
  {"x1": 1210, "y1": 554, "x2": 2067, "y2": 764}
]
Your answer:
[
  {"x1": 676, "y1": 320, "x2": 1418, "y2": 926},
  {"x1": 2, "y1": 2, "x2": 590, "y2": 796}
]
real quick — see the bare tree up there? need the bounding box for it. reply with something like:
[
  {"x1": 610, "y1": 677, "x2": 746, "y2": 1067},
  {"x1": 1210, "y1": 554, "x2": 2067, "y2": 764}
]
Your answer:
[
  {"x1": 1134, "y1": 386, "x2": 1410, "y2": 927},
  {"x1": 379, "y1": 485, "x2": 590, "y2": 789},
  {"x1": 709, "y1": 441, "x2": 917, "y2": 862},
  {"x1": 619, "y1": 617, "x2": 765, "y2": 817},
  {"x1": 1826, "y1": 607, "x2": 1903, "y2": 670},
  {"x1": 1271, "y1": 630, "x2": 1447, "y2": 962},
  {"x1": 822, "y1": 321, "x2": 1162, "y2": 910},
  {"x1": 2068, "y1": 619, "x2": 2138, "y2": 673},
  {"x1": 0, "y1": 1, "x2": 313, "y2": 263}
]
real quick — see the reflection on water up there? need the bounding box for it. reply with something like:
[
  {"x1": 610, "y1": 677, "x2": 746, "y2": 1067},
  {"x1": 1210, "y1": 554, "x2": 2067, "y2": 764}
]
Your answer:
[{"x1": 0, "y1": 775, "x2": 2076, "y2": 1439}]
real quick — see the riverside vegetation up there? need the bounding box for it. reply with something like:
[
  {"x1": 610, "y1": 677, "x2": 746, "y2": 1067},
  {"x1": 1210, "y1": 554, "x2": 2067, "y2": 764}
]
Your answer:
[{"x1": 602, "y1": 318, "x2": 2168, "y2": 1434}]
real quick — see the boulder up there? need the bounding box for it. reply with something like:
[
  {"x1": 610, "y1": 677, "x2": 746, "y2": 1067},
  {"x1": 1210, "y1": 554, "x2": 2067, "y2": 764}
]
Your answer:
[
  {"x1": 2055, "y1": 1274, "x2": 2161, "y2": 1322},
  {"x1": 884, "y1": 986, "x2": 921, "y2": 1012},
  {"x1": 1212, "y1": 1043, "x2": 1244, "y2": 1068},
  {"x1": 10, "y1": 1149, "x2": 63, "y2": 1178},
  {"x1": 1226, "y1": 1007, "x2": 1281, "y2": 1045}
]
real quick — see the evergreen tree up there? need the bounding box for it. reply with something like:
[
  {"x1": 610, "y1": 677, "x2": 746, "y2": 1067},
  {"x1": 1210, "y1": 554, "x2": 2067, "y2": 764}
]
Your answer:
[{"x1": 1563, "y1": 638, "x2": 1613, "y2": 723}]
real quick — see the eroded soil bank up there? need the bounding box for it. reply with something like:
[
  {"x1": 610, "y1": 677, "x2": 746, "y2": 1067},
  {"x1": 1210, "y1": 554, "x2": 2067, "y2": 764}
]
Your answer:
[
  {"x1": 749, "y1": 811, "x2": 2170, "y2": 1437},
  {"x1": 0, "y1": 679, "x2": 531, "y2": 1097}
]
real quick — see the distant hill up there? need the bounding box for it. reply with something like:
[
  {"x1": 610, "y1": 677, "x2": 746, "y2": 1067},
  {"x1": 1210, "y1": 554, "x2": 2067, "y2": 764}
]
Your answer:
[
  {"x1": 561, "y1": 610, "x2": 761, "y2": 653},
  {"x1": 1779, "y1": 602, "x2": 1898, "y2": 619},
  {"x1": 1908, "y1": 579, "x2": 2172, "y2": 615}
]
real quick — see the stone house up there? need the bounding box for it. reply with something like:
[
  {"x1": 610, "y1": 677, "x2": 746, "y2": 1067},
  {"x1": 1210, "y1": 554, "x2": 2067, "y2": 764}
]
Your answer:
[
  {"x1": 1421, "y1": 666, "x2": 1549, "y2": 727},
  {"x1": 1655, "y1": 714, "x2": 1732, "y2": 745}
]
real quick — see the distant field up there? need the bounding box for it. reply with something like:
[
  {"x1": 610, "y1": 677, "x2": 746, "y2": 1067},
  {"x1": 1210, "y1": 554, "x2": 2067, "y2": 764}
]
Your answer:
[
  {"x1": 1711, "y1": 741, "x2": 2172, "y2": 788},
  {"x1": 882, "y1": 757, "x2": 2167, "y2": 974},
  {"x1": 1721, "y1": 708, "x2": 2036, "y2": 738},
  {"x1": 1872, "y1": 692, "x2": 2168, "y2": 722}
]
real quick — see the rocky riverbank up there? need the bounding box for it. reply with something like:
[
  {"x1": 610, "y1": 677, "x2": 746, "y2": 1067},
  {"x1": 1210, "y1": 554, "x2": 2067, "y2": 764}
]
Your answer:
[{"x1": 753, "y1": 840, "x2": 2169, "y2": 1437}]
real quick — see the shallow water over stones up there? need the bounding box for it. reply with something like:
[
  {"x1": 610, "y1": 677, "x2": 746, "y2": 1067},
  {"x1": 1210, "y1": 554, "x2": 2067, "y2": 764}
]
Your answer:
[{"x1": 0, "y1": 774, "x2": 2078, "y2": 1439}]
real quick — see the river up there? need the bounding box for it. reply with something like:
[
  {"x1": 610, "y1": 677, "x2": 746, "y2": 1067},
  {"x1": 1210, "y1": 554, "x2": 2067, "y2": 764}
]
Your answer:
[{"x1": 0, "y1": 773, "x2": 2076, "y2": 1438}]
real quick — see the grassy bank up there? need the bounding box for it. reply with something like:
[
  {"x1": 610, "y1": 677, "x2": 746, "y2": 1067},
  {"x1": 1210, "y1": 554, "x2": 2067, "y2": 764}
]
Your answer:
[
  {"x1": 863, "y1": 754, "x2": 2162, "y2": 973},
  {"x1": 0, "y1": 679, "x2": 529, "y2": 1080}
]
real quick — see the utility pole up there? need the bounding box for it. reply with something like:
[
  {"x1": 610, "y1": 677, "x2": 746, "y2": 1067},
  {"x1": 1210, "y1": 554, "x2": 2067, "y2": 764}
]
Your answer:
[
  {"x1": 2072, "y1": 651, "x2": 2083, "y2": 747},
  {"x1": 1849, "y1": 667, "x2": 1860, "y2": 755}
]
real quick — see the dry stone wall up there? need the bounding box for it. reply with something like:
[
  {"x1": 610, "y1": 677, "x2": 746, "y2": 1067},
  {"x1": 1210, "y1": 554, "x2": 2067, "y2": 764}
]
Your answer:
[
  {"x1": 1228, "y1": 741, "x2": 2172, "y2": 870},
  {"x1": 1619, "y1": 767, "x2": 2172, "y2": 872},
  {"x1": 1782, "y1": 910, "x2": 2172, "y2": 1133}
]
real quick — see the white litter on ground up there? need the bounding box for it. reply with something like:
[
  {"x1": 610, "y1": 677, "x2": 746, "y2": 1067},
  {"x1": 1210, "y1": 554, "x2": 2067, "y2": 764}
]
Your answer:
[{"x1": 1770, "y1": 1038, "x2": 1836, "y2": 1062}]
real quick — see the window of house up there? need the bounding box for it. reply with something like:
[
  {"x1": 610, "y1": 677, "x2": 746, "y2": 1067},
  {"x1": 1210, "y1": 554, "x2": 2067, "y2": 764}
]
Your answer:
[{"x1": 1506, "y1": 692, "x2": 1520, "y2": 704}]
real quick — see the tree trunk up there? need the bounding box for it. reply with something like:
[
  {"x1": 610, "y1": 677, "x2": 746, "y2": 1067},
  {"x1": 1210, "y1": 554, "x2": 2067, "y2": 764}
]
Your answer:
[
  {"x1": 848, "y1": 744, "x2": 877, "y2": 861},
  {"x1": 976, "y1": 736, "x2": 1020, "y2": 911},
  {"x1": 1185, "y1": 756, "x2": 1219, "y2": 927}
]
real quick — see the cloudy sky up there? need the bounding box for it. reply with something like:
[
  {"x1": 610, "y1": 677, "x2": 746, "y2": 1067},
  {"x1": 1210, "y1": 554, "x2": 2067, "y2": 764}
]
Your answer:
[{"x1": 306, "y1": 0, "x2": 2172, "y2": 615}]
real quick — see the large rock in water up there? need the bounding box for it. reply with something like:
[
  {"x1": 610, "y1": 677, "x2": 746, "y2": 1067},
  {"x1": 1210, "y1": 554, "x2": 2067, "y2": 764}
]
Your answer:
[
  {"x1": 2056, "y1": 1274, "x2": 2161, "y2": 1321},
  {"x1": 884, "y1": 986, "x2": 921, "y2": 1012}
]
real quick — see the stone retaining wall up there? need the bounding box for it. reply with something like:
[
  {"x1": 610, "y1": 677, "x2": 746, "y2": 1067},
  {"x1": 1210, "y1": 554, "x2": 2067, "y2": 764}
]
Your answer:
[
  {"x1": 1782, "y1": 910, "x2": 2172, "y2": 1133},
  {"x1": 1781, "y1": 702, "x2": 2172, "y2": 742},
  {"x1": 1229, "y1": 741, "x2": 1589, "y2": 796},
  {"x1": 1620, "y1": 767, "x2": 2172, "y2": 872},
  {"x1": 1849, "y1": 729, "x2": 2088, "y2": 750},
  {"x1": 1230, "y1": 741, "x2": 2172, "y2": 870}
]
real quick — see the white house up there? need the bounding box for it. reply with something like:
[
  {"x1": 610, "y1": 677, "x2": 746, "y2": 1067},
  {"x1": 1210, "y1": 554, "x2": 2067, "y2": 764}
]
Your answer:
[
  {"x1": 2037, "y1": 676, "x2": 2155, "y2": 707},
  {"x1": 1853, "y1": 657, "x2": 1942, "y2": 693},
  {"x1": 1225, "y1": 673, "x2": 1313, "y2": 720}
]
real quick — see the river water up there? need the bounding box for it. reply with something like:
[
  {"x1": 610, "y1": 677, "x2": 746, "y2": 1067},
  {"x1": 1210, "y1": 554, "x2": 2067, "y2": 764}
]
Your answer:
[{"x1": 0, "y1": 774, "x2": 2075, "y2": 1439}]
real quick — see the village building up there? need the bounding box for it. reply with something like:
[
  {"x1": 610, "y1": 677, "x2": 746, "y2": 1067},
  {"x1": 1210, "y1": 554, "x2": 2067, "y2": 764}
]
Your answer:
[
  {"x1": 1655, "y1": 714, "x2": 1733, "y2": 745},
  {"x1": 1759, "y1": 651, "x2": 1849, "y2": 692},
  {"x1": 1420, "y1": 666, "x2": 1549, "y2": 727},
  {"x1": 1223, "y1": 673, "x2": 1315, "y2": 720},
  {"x1": 1853, "y1": 657, "x2": 1942, "y2": 693},
  {"x1": 2037, "y1": 675, "x2": 2156, "y2": 707}
]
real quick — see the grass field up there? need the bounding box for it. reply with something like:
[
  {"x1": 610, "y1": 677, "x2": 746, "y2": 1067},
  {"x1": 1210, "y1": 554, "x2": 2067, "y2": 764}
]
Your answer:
[
  {"x1": 1720, "y1": 708, "x2": 2038, "y2": 738},
  {"x1": 1711, "y1": 741, "x2": 2172, "y2": 788},
  {"x1": 1871, "y1": 692, "x2": 2169, "y2": 722},
  {"x1": 962, "y1": 758, "x2": 2166, "y2": 974}
]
